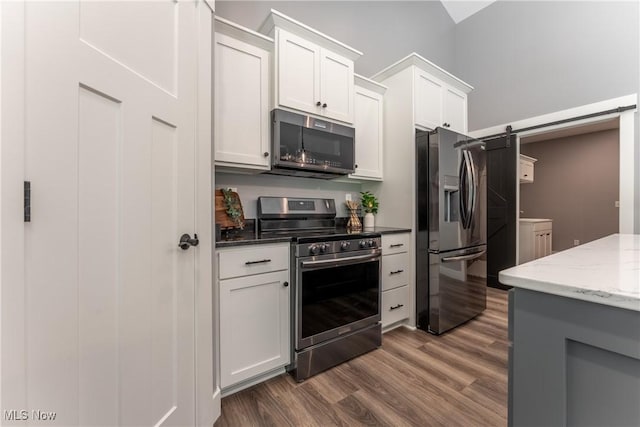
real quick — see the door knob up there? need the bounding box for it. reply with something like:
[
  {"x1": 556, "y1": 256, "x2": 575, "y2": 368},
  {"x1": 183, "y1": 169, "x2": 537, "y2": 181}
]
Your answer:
[{"x1": 179, "y1": 233, "x2": 199, "y2": 250}]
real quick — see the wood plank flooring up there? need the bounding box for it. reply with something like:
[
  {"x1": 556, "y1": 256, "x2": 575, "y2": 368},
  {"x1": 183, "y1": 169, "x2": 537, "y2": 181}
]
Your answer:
[{"x1": 215, "y1": 287, "x2": 508, "y2": 427}]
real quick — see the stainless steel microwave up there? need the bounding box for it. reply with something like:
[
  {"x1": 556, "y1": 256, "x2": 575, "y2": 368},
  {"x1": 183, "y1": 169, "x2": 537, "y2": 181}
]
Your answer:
[{"x1": 269, "y1": 109, "x2": 355, "y2": 179}]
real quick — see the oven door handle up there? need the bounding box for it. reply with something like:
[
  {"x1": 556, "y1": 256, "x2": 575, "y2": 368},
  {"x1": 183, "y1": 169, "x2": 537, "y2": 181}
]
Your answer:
[{"x1": 300, "y1": 253, "x2": 381, "y2": 269}]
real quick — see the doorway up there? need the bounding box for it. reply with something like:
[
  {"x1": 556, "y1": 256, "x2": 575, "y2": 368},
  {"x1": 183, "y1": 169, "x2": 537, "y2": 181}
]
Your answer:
[
  {"x1": 518, "y1": 119, "x2": 620, "y2": 262},
  {"x1": 470, "y1": 94, "x2": 637, "y2": 271}
]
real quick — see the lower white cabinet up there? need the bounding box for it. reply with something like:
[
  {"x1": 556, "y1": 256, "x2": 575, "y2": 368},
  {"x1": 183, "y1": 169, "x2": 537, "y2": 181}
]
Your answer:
[
  {"x1": 218, "y1": 244, "x2": 290, "y2": 390},
  {"x1": 382, "y1": 285, "x2": 410, "y2": 326},
  {"x1": 519, "y1": 219, "x2": 553, "y2": 264},
  {"x1": 381, "y1": 233, "x2": 411, "y2": 329}
]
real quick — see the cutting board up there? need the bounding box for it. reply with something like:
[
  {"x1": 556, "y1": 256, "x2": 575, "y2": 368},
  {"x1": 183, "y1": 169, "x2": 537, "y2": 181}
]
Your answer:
[{"x1": 215, "y1": 189, "x2": 245, "y2": 230}]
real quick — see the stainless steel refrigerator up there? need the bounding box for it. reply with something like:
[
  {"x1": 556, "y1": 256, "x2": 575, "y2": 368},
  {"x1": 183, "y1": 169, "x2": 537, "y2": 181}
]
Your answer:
[{"x1": 416, "y1": 127, "x2": 487, "y2": 335}]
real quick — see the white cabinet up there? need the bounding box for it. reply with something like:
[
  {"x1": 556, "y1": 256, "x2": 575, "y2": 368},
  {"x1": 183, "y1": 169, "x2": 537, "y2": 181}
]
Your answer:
[
  {"x1": 381, "y1": 233, "x2": 411, "y2": 329},
  {"x1": 218, "y1": 243, "x2": 290, "y2": 390},
  {"x1": 350, "y1": 75, "x2": 386, "y2": 181},
  {"x1": 520, "y1": 154, "x2": 537, "y2": 184},
  {"x1": 443, "y1": 86, "x2": 468, "y2": 134},
  {"x1": 414, "y1": 69, "x2": 444, "y2": 130},
  {"x1": 276, "y1": 28, "x2": 354, "y2": 123},
  {"x1": 414, "y1": 67, "x2": 468, "y2": 133},
  {"x1": 259, "y1": 11, "x2": 362, "y2": 124},
  {"x1": 519, "y1": 219, "x2": 553, "y2": 264},
  {"x1": 214, "y1": 18, "x2": 272, "y2": 171}
]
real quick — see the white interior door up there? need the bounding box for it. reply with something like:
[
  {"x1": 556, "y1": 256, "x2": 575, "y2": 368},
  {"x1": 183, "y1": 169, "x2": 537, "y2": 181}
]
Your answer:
[{"x1": 15, "y1": 2, "x2": 198, "y2": 425}]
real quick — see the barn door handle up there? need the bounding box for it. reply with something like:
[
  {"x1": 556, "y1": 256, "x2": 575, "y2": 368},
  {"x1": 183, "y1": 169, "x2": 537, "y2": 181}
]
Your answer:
[{"x1": 179, "y1": 233, "x2": 199, "y2": 250}]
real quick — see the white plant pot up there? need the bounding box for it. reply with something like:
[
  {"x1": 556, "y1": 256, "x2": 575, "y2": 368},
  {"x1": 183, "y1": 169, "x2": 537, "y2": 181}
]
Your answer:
[{"x1": 363, "y1": 213, "x2": 375, "y2": 229}]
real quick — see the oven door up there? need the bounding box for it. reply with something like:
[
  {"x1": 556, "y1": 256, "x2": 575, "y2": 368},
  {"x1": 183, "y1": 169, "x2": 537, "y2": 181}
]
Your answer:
[{"x1": 296, "y1": 250, "x2": 381, "y2": 350}]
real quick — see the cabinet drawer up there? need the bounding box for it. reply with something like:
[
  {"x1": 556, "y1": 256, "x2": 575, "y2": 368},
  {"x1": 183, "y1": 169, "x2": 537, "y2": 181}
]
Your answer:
[
  {"x1": 532, "y1": 221, "x2": 552, "y2": 232},
  {"x1": 382, "y1": 252, "x2": 409, "y2": 291},
  {"x1": 218, "y1": 244, "x2": 289, "y2": 280},
  {"x1": 382, "y1": 233, "x2": 410, "y2": 255},
  {"x1": 381, "y1": 285, "x2": 409, "y2": 327}
]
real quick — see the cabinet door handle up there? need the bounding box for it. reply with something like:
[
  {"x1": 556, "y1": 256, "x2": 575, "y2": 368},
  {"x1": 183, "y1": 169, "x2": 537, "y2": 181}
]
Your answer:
[
  {"x1": 322, "y1": 103, "x2": 327, "y2": 108},
  {"x1": 389, "y1": 243, "x2": 404, "y2": 248},
  {"x1": 245, "y1": 259, "x2": 271, "y2": 265},
  {"x1": 390, "y1": 304, "x2": 404, "y2": 310},
  {"x1": 263, "y1": 152, "x2": 269, "y2": 157},
  {"x1": 316, "y1": 101, "x2": 321, "y2": 106},
  {"x1": 283, "y1": 281, "x2": 289, "y2": 287},
  {"x1": 390, "y1": 269, "x2": 404, "y2": 275}
]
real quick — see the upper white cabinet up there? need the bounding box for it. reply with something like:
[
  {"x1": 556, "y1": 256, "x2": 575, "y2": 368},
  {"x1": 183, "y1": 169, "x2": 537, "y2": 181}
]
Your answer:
[
  {"x1": 214, "y1": 17, "x2": 272, "y2": 171},
  {"x1": 412, "y1": 60, "x2": 470, "y2": 133},
  {"x1": 414, "y1": 70, "x2": 444, "y2": 130},
  {"x1": 520, "y1": 154, "x2": 537, "y2": 183},
  {"x1": 350, "y1": 75, "x2": 386, "y2": 181},
  {"x1": 259, "y1": 10, "x2": 362, "y2": 124},
  {"x1": 443, "y1": 86, "x2": 468, "y2": 134}
]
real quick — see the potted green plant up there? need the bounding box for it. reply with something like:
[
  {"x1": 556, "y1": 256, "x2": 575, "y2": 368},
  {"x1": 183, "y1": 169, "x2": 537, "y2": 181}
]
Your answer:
[{"x1": 360, "y1": 191, "x2": 379, "y2": 229}]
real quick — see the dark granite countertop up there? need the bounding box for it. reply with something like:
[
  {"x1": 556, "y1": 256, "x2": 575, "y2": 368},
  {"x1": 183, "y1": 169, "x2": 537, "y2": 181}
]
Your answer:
[{"x1": 215, "y1": 221, "x2": 411, "y2": 249}]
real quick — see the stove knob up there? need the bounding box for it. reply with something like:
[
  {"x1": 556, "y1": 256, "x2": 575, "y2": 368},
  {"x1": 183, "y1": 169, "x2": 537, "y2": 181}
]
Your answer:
[
  {"x1": 319, "y1": 244, "x2": 328, "y2": 253},
  {"x1": 309, "y1": 245, "x2": 319, "y2": 255},
  {"x1": 368, "y1": 239, "x2": 376, "y2": 248},
  {"x1": 359, "y1": 240, "x2": 367, "y2": 249},
  {"x1": 340, "y1": 241, "x2": 351, "y2": 250}
]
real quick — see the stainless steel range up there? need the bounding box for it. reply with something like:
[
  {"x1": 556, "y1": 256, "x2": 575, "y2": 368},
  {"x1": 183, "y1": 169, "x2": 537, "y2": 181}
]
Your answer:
[{"x1": 257, "y1": 197, "x2": 382, "y2": 382}]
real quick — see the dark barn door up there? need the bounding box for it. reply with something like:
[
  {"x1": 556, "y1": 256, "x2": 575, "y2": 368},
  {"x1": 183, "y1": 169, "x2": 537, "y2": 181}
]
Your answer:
[{"x1": 485, "y1": 134, "x2": 517, "y2": 288}]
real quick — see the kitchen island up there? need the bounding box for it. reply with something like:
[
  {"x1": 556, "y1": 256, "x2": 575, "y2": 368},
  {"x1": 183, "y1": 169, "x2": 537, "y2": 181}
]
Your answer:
[{"x1": 499, "y1": 234, "x2": 640, "y2": 427}]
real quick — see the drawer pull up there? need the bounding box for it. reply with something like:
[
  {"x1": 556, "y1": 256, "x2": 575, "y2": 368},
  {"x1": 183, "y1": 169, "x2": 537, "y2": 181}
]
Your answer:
[
  {"x1": 245, "y1": 259, "x2": 272, "y2": 265},
  {"x1": 390, "y1": 304, "x2": 404, "y2": 310},
  {"x1": 390, "y1": 269, "x2": 404, "y2": 275},
  {"x1": 389, "y1": 243, "x2": 404, "y2": 248}
]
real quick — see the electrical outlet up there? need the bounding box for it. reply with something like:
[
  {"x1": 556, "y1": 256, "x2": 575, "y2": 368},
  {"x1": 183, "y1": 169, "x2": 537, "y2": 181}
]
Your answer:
[
  {"x1": 345, "y1": 193, "x2": 352, "y2": 202},
  {"x1": 615, "y1": 201, "x2": 620, "y2": 208},
  {"x1": 574, "y1": 240, "x2": 580, "y2": 246}
]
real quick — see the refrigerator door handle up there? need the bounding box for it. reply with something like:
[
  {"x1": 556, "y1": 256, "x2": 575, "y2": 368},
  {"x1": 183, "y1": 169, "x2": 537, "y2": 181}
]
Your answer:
[
  {"x1": 460, "y1": 150, "x2": 474, "y2": 229},
  {"x1": 458, "y1": 152, "x2": 469, "y2": 228},
  {"x1": 441, "y1": 249, "x2": 486, "y2": 262},
  {"x1": 466, "y1": 150, "x2": 478, "y2": 230}
]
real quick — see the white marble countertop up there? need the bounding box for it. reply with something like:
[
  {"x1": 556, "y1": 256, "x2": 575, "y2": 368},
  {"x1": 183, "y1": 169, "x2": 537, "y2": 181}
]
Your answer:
[{"x1": 499, "y1": 234, "x2": 640, "y2": 312}]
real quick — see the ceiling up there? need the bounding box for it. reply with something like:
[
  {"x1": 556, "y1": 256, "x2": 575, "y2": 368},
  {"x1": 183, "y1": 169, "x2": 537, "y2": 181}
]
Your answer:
[{"x1": 440, "y1": 1, "x2": 497, "y2": 24}]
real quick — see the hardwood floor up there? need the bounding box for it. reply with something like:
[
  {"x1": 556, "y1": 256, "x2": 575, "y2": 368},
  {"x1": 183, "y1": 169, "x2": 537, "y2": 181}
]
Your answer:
[{"x1": 215, "y1": 287, "x2": 509, "y2": 427}]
